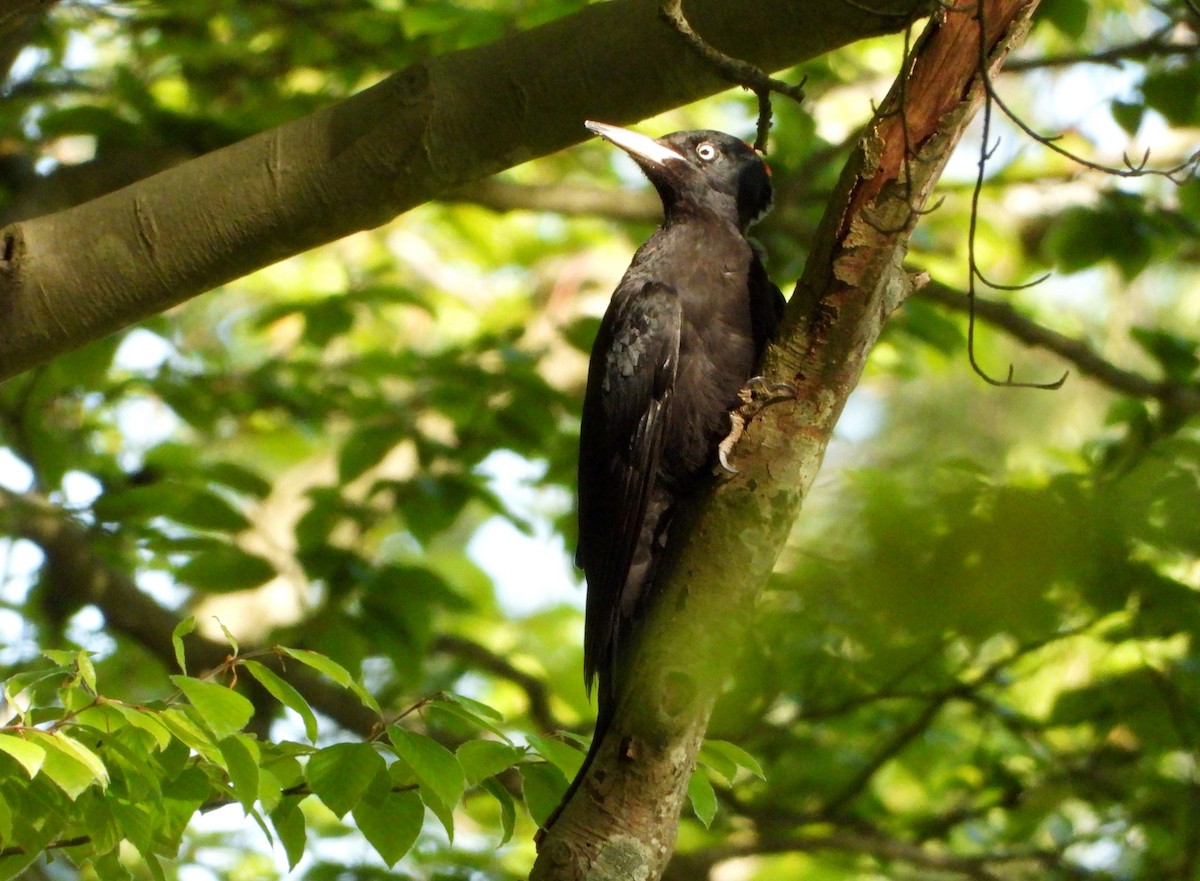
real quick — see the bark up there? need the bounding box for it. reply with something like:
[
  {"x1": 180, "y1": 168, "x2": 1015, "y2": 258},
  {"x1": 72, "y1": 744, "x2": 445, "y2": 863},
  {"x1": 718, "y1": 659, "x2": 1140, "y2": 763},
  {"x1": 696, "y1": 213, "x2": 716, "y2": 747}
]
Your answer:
[
  {"x1": 529, "y1": 1, "x2": 1041, "y2": 879},
  {"x1": 0, "y1": 0, "x2": 918, "y2": 383}
]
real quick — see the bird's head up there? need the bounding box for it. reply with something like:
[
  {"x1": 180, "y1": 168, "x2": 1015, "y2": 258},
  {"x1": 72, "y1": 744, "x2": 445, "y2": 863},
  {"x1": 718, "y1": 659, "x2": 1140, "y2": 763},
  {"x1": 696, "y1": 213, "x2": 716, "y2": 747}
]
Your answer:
[{"x1": 584, "y1": 120, "x2": 773, "y2": 230}]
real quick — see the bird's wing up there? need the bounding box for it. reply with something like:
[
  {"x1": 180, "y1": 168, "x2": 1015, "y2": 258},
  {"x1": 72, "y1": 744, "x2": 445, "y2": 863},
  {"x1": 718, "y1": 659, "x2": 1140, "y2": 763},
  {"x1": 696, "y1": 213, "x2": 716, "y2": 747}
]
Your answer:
[
  {"x1": 749, "y1": 247, "x2": 786, "y2": 349},
  {"x1": 577, "y1": 280, "x2": 681, "y2": 694}
]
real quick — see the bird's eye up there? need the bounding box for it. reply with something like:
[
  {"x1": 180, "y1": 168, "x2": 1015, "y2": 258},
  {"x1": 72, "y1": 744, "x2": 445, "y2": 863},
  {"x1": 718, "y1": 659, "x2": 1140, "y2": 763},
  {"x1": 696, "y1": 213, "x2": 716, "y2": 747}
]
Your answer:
[{"x1": 696, "y1": 143, "x2": 718, "y2": 161}]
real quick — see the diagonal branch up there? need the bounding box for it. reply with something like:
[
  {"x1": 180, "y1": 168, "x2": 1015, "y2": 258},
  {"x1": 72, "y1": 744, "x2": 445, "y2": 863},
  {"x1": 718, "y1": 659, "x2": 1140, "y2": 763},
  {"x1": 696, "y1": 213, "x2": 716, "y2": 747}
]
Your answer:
[
  {"x1": 0, "y1": 487, "x2": 564, "y2": 737},
  {"x1": 0, "y1": 0, "x2": 920, "y2": 383}
]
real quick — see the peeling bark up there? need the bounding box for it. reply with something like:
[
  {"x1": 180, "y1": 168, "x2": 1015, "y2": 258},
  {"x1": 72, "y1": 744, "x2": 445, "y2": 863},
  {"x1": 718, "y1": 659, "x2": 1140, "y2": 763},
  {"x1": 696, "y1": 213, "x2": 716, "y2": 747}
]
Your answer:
[{"x1": 530, "y1": 2, "x2": 1040, "y2": 879}]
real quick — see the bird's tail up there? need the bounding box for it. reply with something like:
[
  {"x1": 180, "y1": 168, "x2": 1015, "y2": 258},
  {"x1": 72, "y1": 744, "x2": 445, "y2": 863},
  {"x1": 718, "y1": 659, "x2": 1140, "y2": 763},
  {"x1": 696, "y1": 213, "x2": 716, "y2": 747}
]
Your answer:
[{"x1": 537, "y1": 674, "x2": 616, "y2": 836}]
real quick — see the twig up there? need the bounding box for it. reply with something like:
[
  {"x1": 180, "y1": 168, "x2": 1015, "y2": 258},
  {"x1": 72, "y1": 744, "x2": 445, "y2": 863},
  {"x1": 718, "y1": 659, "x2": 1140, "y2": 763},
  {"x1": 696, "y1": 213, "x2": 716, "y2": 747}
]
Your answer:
[
  {"x1": 658, "y1": 0, "x2": 807, "y2": 151},
  {"x1": 1005, "y1": 25, "x2": 1198, "y2": 71},
  {"x1": 964, "y1": 1, "x2": 1068, "y2": 390},
  {"x1": 432, "y1": 634, "x2": 559, "y2": 734},
  {"x1": 920, "y1": 280, "x2": 1200, "y2": 412},
  {"x1": 820, "y1": 625, "x2": 1091, "y2": 818}
]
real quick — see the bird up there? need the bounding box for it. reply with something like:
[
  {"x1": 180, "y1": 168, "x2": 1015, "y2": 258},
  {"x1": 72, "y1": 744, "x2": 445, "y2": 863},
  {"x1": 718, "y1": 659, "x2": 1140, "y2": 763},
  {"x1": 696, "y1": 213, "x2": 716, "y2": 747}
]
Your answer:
[{"x1": 566, "y1": 120, "x2": 785, "y2": 812}]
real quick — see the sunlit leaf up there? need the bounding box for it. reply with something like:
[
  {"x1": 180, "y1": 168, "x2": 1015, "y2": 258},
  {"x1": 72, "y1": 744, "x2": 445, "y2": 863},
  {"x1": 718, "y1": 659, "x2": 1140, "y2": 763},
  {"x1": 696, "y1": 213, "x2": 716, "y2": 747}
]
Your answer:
[
  {"x1": 457, "y1": 740, "x2": 523, "y2": 786},
  {"x1": 0, "y1": 734, "x2": 46, "y2": 779},
  {"x1": 169, "y1": 676, "x2": 255, "y2": 740},
  {"x1": 243, "y1": 660, "x2": 320, "y2": 743}
]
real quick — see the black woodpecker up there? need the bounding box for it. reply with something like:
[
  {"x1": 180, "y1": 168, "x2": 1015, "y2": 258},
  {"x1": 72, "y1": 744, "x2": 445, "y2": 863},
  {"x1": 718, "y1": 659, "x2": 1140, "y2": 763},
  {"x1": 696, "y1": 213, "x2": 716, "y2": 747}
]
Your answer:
[{"x1": 572, "y1": 120, "x2": 784, "y2": 793}]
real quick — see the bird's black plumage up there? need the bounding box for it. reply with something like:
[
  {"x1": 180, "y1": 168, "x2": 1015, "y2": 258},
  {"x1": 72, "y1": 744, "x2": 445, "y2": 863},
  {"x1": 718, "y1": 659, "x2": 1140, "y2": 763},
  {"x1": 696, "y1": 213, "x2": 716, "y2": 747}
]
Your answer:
[{"x1": 576, "y1": 121, "x2": 785, "y2": 754}]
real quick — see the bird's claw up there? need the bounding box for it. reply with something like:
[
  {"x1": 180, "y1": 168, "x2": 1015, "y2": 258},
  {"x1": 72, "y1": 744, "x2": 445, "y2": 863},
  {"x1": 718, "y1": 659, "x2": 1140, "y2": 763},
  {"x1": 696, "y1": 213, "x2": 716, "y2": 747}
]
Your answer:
[
  {"x1": 739, "y1": 375, "x2": 798, "y2": 406},
  {"x1": 717, "y1": 410, "x2": 746, "y2": 474},
  {"x1": 717, "y1": 376, "x2": 798, "y2": 475}
]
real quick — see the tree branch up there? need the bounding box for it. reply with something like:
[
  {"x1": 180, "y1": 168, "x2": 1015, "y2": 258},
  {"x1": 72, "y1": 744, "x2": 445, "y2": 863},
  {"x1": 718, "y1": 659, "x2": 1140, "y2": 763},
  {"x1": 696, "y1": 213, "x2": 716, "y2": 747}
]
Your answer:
[
  {"x1": 919, "y1": 280, "x2": 1200, "y2": 412},
  {"x1": 0, "y1": 487, "x2": 380, "y2": 737},
  {"x1": 445, "y1": 178, "x2": 662, "y2": 223},
  {"x1": 432, "y1": 633, "x2": 559, "y2": 734},
  {"x1": 0, "y1": 0, "x2": 920, "y2": 383},
  {"x1": 530, "y1": 2, "x2": 1043, "y2": 879},
  {"x1": 1005, "y1": 26, "x2": 1198, "y2": 71}
]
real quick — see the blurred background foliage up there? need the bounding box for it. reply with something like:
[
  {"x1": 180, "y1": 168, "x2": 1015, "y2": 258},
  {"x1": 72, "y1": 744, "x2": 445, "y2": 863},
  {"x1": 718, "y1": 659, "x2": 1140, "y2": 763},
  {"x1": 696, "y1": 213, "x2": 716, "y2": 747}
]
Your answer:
[{"x1": 1, "y1": 0, "x2": 1199, "y2": 879}]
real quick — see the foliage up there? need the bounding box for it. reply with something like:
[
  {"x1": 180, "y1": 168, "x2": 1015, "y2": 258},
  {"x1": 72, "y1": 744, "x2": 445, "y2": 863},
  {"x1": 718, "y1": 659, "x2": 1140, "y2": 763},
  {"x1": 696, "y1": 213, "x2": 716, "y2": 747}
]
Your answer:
[{"x1": 2, "y1": 0, "x2": 1199, "y2": 879}]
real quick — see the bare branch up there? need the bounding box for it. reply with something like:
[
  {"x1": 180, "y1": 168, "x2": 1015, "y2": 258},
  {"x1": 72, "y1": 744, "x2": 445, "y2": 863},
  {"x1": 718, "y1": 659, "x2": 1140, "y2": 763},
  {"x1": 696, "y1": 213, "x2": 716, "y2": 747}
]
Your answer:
[
  {"x1": 658, "y1": 0, "x2": 810, "y2": 151},
  {"x1": 920, "y1": 280, "x2": 1200, "y2": 412},
  {"x1": 1005, "y1": 25, "x2": 1198, "y2": 71}
]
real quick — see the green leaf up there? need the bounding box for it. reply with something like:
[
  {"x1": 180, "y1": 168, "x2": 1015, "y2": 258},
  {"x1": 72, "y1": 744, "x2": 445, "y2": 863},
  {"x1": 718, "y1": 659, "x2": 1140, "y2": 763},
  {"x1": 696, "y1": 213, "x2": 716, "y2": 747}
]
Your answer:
[
  {"x1": 144, "y1": 852, "x2": 167, "y2": 881},
  {"x1": 169, "y1": 676, "x2": 255, "y2": 740},
  {"x1": 76, "y1": 650, "x2": 98, "y2": 694},
  {"x1": 95, "y1": 483, "x2": 251, "y2": 532},
  {"x1": 519, "y1": 762, "x2": 567, "y2": 828},
  {"x1": 51, "y1": 733, "x2": 110, "y2": 788},
  {"x1": 157, "y1": 708, "x2": 222, "y2": 762},
  {"x1": 243, "y1": 660, "x2": 319, "y2": 743},
  {"x1": 280, "y1": 646, "x2": 380, "y2": 715},
  {"x1": 166, "y1": 486, "x2": 252, "y2": 532},
  {"x1": 439, "y1": 692, "x2": 505, "y2": 723},
  {"x1": 1043, "y1": 200, "x2": 1152, "y2": 280},
  {"x1": 302, "y1": 297, "x2": 355, "y2": 347},
  {"x1": 305, "y1": 743, "x2": 385, "y2": 818},
  {"x1": 109, "y1": 799, "x2": 155, "y2": 854},
  {"x1": 351, "y1": 788, "x2": 424, "y2": 867},
  {"x1": 387, "y1": 727, "x2": 465, "y2": 813},
  {"x1": 429, "y1": 695, "x2": 511, "y2": 743},
  {"x1": 526, "y1": 734, "x2": 585, "y2": 780},
  {"x1": 1130, "y1": 327, "x2": 1200, "y2": 383},
  {"x1": 280, "y1": 647, "x2": 353, "y2": 687},
  {"x1": 218, "y1": 733, "x2": 261, "y2": 810},
  {"x1": 702, "y1": 739, "x2": 766, "y2": 781},
  {"x1": 687, "y1": 768, "x2": 718, "y2": 828},
  {"x1": 481, "y1": 776, "x2": 516, "y2": 846},
  {"x1": 339, "y1": 420, "x2": 405, "y2": 483},
  {"x1": 1144, "y1": 65, "x2": 1200, "y2": 127},
  {"x1": 176, "y1": 545, "x2": 276, "y2": 593},
  {"x1": 214, "y1": 619, "x2": 240, "y2": 655},
  {"x1": 204, "y1": 461, "x2": 272, "y2": 498},
  {"x1": 91, "y1": 848, "x2": 133, "y2": 881},
  {"x1": 560, "y1": 316, "x2": 602, "y2": 353},
  {"x1": 0, "y1": 733, "x2": 46, "y2": 778},
  {"x1": 78, "y1": 788, "x2": 122, "y2": 853},
  {"x1": 270, "y1": 801, "x2": 307, "y2": 871},
  {"x1": 0, "y1": 793, "x2": 12, "y2": 845},
  {"x1": 4, "y1": 666, "x2": 71, "y2": 714},
  {"x1": 456, "y1": 740, "x2": 523, "y2": 786},
  {"x1": 172, "y1": 617, "x2": 195, "y2": 675},
  {"x1": 26, "y1": 731, "x2": 107, "y2": 799},
  {"x1": 1037, "y1": 0, "x2": 1089, "y2": 39},
  {"x1": 1111, "y1": 99, "x2": 1144, "y2": 136}
]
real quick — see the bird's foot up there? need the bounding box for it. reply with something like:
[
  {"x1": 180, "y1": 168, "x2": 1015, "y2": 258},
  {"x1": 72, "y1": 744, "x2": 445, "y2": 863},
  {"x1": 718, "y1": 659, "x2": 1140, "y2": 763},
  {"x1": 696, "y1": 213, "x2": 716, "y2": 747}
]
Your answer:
[
  {"x1": 717, "y1": 410, "x2": 747, "y2": 474},
  {"x1": 717, "y1": 376, "x2": 799, "y2": 474},
  {"x1": 738, "y1": 375, "x2": 799, "y2": 407}
]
